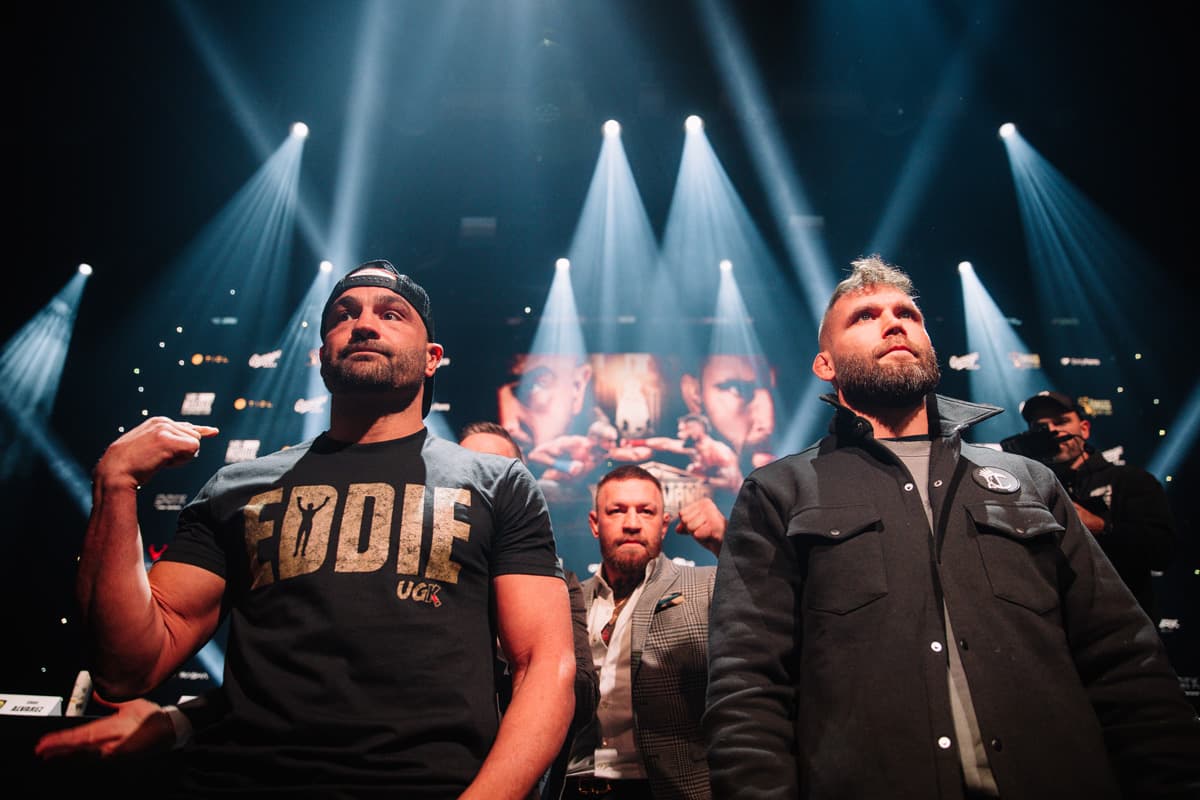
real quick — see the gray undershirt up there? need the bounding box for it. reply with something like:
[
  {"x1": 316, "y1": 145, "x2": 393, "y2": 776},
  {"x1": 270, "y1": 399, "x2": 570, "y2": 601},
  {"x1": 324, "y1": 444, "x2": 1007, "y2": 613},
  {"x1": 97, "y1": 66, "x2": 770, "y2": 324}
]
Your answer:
[{"x1": 881, "y1": 438, "x2": 999, "y2": 797}]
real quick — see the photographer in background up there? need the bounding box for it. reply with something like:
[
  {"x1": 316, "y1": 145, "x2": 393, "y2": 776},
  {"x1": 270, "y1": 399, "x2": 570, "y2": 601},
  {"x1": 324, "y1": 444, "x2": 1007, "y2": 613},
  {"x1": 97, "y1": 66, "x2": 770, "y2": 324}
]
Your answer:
[{"x1": 1011, "y1": 390, "x2": 1177, "y2": 622}]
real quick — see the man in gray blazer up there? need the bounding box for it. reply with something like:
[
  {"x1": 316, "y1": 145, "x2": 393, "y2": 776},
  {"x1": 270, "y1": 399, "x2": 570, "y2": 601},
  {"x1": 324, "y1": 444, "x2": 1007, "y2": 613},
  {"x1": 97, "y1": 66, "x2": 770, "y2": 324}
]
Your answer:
[{"x1": 562, "y1": 464, "x2": 722, "y2": 800}]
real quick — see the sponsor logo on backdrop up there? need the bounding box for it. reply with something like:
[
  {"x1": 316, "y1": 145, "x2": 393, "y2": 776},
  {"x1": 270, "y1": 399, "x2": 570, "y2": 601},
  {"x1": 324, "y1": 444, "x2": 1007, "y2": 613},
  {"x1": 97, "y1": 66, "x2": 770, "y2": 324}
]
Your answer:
[
  {"x1": 154, "y1": 493, "x2": 189, "y2": 511},
  {"x1": 294, "y1": 396, "x2": 329, "y2": 415},
  {"x1": 181, "y1": 392, "x2": 216, "y2": 416},
  {"x1": 1059, "y1": 356, "x2": 1101, "y2": 366},
  {"x1": 948, "y1": 352, "x2": 980, "y2": 371},
  {"x1": 1078, "y1": 396, "x2": 1112, "y2": 416},
  {"x1": 1007, "y1": 352, "x2": 1041, "y2": 370},
  {"x1": 190, "y1": 353, "x2": 230, "y2": 365},
  {"x1": 234, "y1": 398, "x2": 273, "y2": 410},
  {"x1": 249, "y1": 349, "x2": 282, "y2": 368},
  {"x1": 226, "y1": 439, "x2": 261, "y2": 463}
]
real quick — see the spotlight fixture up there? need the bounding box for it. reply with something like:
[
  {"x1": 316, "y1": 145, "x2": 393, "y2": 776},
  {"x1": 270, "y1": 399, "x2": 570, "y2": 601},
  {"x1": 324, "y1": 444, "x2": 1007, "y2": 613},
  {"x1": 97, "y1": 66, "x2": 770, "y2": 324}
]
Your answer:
[
  {"x1": 555, "y1": 258, "x2": 570, "y2": 271},
  {"x1": 78, "y1": 263, "x2": 93, "y2": 276},
  {"x1": 685, "y1": 115, "x2": 704, "y2": 133},
  {"x1": 291, "y1": 122, "x2": 310, "y2": 139},
  {"x1": 957, "y1": 261, "x2": 973, "y2": 273},
  {"x1": 719, "y1": 259, "x2": 732, "y2": 272},
  {"x1": 319, "y1": 260, "x2": 334, "y2": 273},
  {"x1": 998, "y1": 122, "x2": 1016, "y2": 139},
  {"x1": 603, "y1": 120, "x2": 621, "y2": 138}
]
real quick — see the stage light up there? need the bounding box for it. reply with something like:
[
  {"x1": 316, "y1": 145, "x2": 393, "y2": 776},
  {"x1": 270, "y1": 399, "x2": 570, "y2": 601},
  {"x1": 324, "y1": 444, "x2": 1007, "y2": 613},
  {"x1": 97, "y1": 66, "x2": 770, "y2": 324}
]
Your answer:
[
  {"x1": 565, "y1": 124, "x2": 657, "y2": 352},
  {"x1": 694, "y1": 0, "x2": 835, "y2": 317},
  {"x1": 556, "y1": 258, "x2": 570, "y2": 271},
  {"x1": 999, "y1": 122, "x2": 1016, "y2": 138},
  {"x1": 78, "y1": 263, "x2": 92, "y2": 276},
  {"x1": 719, "y1": 259, "x2": 732, "y2": 272},
  {"x1": 959, "y1": 260, "x2": 1049, "y2": 443},
  {"x1": 291, "y1": 122, "x2": 309, "y2": 139},
  {"x1": 685, "y1": 115, "x2": 704, "y2": 133},
  {"x1": 603, "y1": 120, "x2": 621, "y2": 137},
  {"x1": 524, "y1": 306, "x2": 532, "y2": 314},
  {"x1": 319, "y1": 260, "x2": 334, "y2": 273}
]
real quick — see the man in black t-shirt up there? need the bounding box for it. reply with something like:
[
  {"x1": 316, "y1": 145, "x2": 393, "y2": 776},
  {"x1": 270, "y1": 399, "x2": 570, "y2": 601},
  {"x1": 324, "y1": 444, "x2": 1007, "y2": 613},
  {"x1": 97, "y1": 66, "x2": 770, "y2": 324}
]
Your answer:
[{"x1": 68, "y1": 260, "x2": 575, "y2": 798}]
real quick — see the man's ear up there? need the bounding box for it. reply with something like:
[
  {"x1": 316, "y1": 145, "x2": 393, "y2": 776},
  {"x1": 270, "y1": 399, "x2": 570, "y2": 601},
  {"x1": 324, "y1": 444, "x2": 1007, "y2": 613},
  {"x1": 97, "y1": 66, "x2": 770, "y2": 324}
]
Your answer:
[
  {"x1": 1078, "y1": 418, "x2": 1091, "y2": 442},
  {"x1": 588, "y1": 509, "x2": 600, "y2": 539},
  {"x1": 812, "y1": 351, "x2": 835, "y2": 382},
  {"x1": 426, "y1": 343, "x2": 445, "y2": 377},
  {"x1": 680, "y1": 374, "x2": 702, "y2": 414}
]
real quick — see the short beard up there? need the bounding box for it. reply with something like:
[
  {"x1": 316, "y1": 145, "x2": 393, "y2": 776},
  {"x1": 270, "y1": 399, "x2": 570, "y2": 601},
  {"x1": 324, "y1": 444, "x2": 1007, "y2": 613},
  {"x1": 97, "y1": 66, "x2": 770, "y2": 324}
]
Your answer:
[
  {"x1": 321, "y1": 347, "x2": 425, "y2": 409},
  {"x1": 836, "y1": 343, "x2": 941, "y2": 410},
  {"x1": 600, "y1": 541, "x2": 660, "y2": 585}
]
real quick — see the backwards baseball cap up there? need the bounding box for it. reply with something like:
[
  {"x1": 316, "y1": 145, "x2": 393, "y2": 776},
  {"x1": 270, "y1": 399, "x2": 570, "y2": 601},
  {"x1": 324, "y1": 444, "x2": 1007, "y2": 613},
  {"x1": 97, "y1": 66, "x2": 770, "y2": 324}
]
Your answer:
[
  {"x1": 1019, "y1": 390, "x2": 1086, "y2": 425},
  {"x1": 320, "y1": 259, "x2": 438, "y2": 417}
]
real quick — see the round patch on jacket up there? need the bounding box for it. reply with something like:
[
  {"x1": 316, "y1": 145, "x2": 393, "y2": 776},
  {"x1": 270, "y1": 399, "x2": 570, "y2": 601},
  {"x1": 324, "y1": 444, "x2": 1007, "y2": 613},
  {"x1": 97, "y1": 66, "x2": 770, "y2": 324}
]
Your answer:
[{"x1": 972, "y1": 466, "x2": 1020, "y2": 493}]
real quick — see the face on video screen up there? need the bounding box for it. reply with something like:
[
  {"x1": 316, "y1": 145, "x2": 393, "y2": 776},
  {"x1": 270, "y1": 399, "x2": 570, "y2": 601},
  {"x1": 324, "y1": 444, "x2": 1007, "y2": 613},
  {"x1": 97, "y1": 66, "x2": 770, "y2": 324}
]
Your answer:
[
  {"x1": 497, "y1": 353, "x2": 592, "y2": 448},
  {"x1": 682, "y1": 354, "x2": 776, "y2": 456}
]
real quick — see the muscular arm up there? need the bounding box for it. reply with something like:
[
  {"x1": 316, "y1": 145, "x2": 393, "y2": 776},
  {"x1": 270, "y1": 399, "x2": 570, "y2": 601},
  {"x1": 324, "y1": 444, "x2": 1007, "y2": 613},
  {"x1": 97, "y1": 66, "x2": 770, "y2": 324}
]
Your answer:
[
  {"x1": 462, "y1": 574, "x2": 575, "y2": 800},
  {"x1": 703, "y1": 478, "x2": 802, "y2": 797},
  {"x1": 77, "y1": 417, "x2": 225, "y2": 699}
]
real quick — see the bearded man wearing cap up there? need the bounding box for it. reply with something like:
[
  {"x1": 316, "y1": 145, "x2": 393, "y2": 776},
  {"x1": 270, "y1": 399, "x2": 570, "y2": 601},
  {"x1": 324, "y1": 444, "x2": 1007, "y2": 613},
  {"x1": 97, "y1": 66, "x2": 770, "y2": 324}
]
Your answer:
[
  {"x1": 1019, "y1": 389, "x2": 1177, "y2": 621},
  {"x1": 70, "y1": 259, "x2": 575, "y2": 798}
]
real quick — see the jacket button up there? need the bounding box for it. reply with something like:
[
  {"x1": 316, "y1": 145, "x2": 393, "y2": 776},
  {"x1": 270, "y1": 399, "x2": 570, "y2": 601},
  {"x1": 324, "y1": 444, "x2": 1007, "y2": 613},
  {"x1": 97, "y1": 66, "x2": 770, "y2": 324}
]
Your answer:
[
  {"x1": 937, "y1": 736, "x2": 952, "y2": 749},
  {"x1": 933, "y1": 479, "x2": 943, "y2": 488},
  {"x1": 990, "y1": 738, "x2": 1003, "y2": 751},
  {"x1": 959, "y1": 639, "x2": 969, "y2": 651},
  {"x1": 829, "y1": 528, "x2": 841, "y2": 537},
  {"x1": 929, "y1": 641, "x2": 943, "y2": 653},
  {"x1": 904, "y1": 483, "x2": 914, "y2": 491}
]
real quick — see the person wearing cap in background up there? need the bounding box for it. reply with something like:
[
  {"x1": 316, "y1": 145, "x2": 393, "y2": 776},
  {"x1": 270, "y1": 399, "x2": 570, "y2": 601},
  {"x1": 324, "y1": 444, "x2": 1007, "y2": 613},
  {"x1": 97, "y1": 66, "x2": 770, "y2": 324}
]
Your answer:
[
  {"x1": 66, "y1": 259, "x2": 575, "y2": 798},
  {"x1": 1019, "y1": 389, "x2": 1177, "y2": 622}
]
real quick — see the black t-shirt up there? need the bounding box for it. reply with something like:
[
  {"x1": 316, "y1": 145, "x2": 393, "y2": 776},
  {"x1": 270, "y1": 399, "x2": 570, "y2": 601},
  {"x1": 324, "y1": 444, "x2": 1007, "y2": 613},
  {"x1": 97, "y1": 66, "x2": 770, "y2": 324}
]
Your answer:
[{"x1": 160, "y1": 429, "x2": 561, "y2": 796}]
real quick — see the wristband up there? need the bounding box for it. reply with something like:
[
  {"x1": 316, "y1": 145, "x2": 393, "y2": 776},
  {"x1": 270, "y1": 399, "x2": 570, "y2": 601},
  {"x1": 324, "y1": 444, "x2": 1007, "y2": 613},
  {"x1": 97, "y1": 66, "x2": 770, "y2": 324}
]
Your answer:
[{"x1": 163, "y1": 704, "x2": 194, "y2": 748}]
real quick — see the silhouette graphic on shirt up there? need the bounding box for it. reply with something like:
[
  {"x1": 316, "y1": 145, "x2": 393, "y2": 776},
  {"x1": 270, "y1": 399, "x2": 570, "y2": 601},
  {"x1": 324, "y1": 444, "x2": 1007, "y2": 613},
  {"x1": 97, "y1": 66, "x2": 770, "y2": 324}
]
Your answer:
[{"x1": 293, "y1": 494, "x2": 332, "y2": 557}]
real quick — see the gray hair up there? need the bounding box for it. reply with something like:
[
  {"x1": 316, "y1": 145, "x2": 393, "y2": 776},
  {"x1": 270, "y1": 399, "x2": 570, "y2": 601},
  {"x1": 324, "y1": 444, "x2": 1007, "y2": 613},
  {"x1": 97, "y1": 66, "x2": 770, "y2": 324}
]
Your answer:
[{"x1": 818, "y1": 255, "x2": 918, "y2": 347}]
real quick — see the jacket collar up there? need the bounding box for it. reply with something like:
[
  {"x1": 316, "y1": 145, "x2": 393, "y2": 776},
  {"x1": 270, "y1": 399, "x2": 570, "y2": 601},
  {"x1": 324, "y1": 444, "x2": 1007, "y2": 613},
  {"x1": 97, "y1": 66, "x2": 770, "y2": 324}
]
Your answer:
[{"x1": 820, "y1": 392, "x2": 1003, "y2": 444}]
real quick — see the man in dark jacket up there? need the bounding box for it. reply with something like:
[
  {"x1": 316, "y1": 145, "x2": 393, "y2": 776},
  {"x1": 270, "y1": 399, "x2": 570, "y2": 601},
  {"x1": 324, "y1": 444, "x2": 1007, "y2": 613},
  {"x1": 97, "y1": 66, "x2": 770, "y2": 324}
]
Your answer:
[
  {"x1": 703, "y1": 255, "x2": 1200, "y2": 799},
  {"x1": 1018, "y1": 389, "x2": 1176, "y2": 621}
]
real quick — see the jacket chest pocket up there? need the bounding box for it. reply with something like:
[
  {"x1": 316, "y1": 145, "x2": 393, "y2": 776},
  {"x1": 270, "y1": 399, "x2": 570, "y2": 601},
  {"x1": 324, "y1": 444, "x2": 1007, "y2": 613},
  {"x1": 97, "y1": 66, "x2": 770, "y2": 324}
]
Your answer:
[
  {"x1": 787, "y1": 504, "x2": 887, "y2": 614},
  {"x1": 967, "y1": 501, "x2": 1064, "y2": 615}
]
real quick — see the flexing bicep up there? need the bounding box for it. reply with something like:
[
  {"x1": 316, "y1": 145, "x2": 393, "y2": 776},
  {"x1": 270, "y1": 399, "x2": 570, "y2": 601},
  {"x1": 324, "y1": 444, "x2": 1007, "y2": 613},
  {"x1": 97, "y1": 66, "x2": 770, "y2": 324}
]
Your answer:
[{"x1": 143, "y1": 561, "x2": 226, "y2": 686}]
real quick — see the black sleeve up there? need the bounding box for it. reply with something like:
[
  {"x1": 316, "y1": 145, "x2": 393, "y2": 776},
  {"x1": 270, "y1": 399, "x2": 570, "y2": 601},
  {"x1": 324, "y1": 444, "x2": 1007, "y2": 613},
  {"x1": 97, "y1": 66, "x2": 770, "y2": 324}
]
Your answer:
[
  {"x1": 1105, "y1": 467, "x2": 1177, "y2": 572},
  {"x1": 703, "y1": 478, "x2": 802, "y2": 797}
]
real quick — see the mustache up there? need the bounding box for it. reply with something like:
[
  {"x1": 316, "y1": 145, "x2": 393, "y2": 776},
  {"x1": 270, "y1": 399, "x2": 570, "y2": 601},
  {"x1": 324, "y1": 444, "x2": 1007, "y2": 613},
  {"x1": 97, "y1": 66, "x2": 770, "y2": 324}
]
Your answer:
[
  {"x1": 339, "y1": 342, "x2": 390, "y2": 358},
  {"x1": 873, "y1": 336, "x2": 921, "y2": 358}
]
